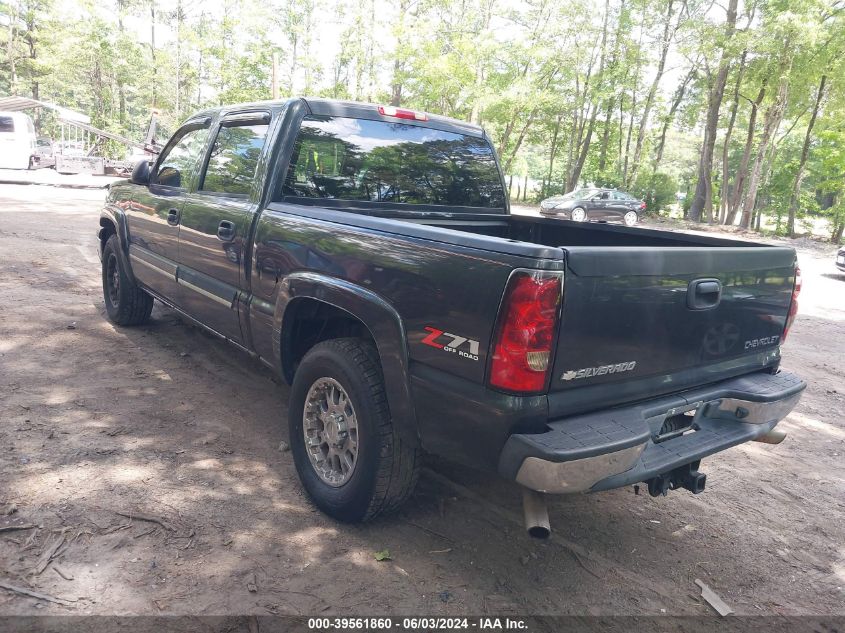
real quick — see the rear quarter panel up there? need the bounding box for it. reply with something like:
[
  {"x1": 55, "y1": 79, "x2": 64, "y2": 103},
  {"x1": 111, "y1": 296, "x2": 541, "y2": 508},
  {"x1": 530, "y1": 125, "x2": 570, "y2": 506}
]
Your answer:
[{"x1": 249, "y1": 203, "x2": 545, "y2": 382}]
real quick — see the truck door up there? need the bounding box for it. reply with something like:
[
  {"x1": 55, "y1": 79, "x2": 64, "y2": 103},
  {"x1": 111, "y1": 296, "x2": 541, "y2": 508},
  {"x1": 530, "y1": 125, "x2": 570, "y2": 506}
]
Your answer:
[
  {"x1": 176, "y1": 113, "x2": 271, "y2": 343},
  {"x1": 127, "y1": 120, "x2": 210, "y2": 302}
]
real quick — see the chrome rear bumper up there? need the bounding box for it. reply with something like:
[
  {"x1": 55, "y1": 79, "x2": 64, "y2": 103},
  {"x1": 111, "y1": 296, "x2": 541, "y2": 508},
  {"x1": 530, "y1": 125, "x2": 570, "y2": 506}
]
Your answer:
[{"x1": 499, "y1": 370, "x2": 805, "y2": 494}]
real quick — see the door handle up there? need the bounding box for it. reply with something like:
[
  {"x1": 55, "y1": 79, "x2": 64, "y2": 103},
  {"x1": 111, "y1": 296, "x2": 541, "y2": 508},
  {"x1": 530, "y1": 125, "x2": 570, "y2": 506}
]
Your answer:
[
  {"x1": 687, "y1": 278, "x2": 722, "y2": 310},
  {"x1": 217, "y1": 220, "x2": 236, "y2": 241},
  {"x1": 167, "y1": 208, "x2": 180, "y2": 226}
]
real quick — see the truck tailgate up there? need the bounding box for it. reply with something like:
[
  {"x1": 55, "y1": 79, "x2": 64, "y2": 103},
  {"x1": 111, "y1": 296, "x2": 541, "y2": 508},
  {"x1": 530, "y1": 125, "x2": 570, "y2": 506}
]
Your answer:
[{"x1": 550, "y1": 246, "x2": 797, "y2": 401}]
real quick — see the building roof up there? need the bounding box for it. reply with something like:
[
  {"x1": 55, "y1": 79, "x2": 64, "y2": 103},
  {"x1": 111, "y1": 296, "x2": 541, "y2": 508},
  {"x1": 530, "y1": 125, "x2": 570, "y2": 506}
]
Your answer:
[{"x1": 0, "y1": 95, "x2": 90, "y2": 124}]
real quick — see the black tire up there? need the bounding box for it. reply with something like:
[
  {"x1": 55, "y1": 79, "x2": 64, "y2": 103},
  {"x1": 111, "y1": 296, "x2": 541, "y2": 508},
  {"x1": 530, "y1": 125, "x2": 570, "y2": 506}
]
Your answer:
[
  {"x1": 102, "y1": 234, "x2": 153, "y2": 326},
  {"x1": 289, "y1": 338, "x2": 421, "y2": 522}
]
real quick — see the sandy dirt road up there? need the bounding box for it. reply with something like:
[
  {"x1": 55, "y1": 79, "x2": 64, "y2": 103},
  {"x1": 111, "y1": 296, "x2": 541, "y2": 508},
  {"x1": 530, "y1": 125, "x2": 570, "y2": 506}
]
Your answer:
[{"x1": 1, "y1": 184, "x2": 843, "y2": 617}]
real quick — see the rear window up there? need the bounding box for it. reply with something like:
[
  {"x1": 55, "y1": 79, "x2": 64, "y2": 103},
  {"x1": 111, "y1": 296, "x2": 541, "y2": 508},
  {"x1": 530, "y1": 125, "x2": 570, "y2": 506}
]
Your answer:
[
  {"x1": 0, "y1": 117, "x2": 13, "y2": 133},
  {"x1": 281, "y1": 116, "x2": 505, "y2": 209}
]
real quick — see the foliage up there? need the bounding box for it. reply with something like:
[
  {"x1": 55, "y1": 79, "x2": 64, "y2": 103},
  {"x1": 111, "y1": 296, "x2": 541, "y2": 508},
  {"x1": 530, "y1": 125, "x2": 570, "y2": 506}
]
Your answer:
[
  {"x1": 0, "y1": 0, "x2": 842, "y2": 239},
  {"x1": 631, "y1": 172, "x2": 677, "y2": 214}
]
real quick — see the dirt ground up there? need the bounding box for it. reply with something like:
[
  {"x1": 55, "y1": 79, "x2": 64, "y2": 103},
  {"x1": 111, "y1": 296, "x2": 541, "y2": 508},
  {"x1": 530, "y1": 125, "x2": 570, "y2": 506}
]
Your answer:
[{"x1": 1, "y1": 183, "x2": 843, "y2": 617}]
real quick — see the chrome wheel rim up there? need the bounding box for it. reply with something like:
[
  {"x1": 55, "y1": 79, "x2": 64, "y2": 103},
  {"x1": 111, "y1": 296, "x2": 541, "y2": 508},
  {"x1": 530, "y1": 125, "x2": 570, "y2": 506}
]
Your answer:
[
  {"x1": 303, "y1": 377, "x2": 359, "y2": 487},
  {"x1": 571, "y1": 208, "x2": 586, "y2": 222},
  {"x1": 624, "y1": 211, "x2": 638, "y2": 226},
  {"x1": 106, "y1": 253, "x2": 120, "y2": 307}
]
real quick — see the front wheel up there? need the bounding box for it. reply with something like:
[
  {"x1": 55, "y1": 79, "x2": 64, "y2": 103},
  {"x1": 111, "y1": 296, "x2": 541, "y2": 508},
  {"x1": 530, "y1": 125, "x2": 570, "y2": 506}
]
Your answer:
[
  {"x1": 102, "y1": 234, "x2": 154, "y2": 325},
  {"x1": 289, "y1": 338, "x2": 420, "y2": 522},
  {"x1": 570, "y1": 207, "x2": 587, "y2": 222},
  {"x1": 623, "y1": 211, "x2": 639, "y2": 226}
]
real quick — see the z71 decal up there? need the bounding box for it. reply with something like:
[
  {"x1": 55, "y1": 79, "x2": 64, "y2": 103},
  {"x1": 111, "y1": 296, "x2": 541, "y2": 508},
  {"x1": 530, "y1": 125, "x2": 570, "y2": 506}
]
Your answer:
[{"x1": 421, "y1": 326, "x2": 480, "y2": 361}]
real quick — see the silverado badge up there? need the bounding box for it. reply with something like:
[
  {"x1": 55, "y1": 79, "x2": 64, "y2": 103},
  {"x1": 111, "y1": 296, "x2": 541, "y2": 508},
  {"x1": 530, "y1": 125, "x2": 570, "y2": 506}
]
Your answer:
[{"x1": 561, "y1": 361, "x2": 637, "y2": 381}]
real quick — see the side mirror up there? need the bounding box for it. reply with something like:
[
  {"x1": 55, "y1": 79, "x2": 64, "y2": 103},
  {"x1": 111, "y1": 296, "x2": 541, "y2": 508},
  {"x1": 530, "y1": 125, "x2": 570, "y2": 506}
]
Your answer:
[{"x1": 131, "y1": 159, "x2": 151, "y2": 186}]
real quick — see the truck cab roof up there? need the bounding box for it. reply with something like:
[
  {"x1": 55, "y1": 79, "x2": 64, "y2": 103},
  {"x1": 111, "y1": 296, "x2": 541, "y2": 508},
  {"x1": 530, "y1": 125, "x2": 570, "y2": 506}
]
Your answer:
[{"x1": 187, "y1": 97, "x2": 486, "y2": 139}]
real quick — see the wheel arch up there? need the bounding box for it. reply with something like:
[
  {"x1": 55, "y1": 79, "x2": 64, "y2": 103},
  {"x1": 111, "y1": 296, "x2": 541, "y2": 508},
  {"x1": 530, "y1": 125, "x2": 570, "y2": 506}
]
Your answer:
[
  {"x1": 273, "y1": 273, "x2": 419, "y2": 442},
  {"x1": 98, "y1": 206, "x2": 137, "y2": 285}
]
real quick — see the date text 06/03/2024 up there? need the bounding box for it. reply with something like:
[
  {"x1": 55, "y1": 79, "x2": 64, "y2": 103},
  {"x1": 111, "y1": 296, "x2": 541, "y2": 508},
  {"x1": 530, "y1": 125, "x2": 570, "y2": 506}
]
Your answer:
[{"x1": 306, "y1": 617, "x2": 529, "y2": 630}]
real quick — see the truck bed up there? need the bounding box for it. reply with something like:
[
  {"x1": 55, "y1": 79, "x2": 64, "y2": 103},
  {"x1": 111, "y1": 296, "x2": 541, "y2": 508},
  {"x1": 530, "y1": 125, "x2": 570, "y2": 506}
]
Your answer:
[{"x1": 396, "y1": 212, "x2": 797, "y2": 414}]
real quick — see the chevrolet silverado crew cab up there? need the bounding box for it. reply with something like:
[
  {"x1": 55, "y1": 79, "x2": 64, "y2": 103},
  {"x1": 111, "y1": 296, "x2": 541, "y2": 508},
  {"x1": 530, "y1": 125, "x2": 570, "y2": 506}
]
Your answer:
[{"x1": 98, "y1": 98, "x2": 805, "y2": 537}]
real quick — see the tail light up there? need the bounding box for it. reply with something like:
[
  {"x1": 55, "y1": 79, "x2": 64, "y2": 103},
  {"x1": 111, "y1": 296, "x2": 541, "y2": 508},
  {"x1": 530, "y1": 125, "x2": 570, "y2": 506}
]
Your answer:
[
  {"x1": 378, "y1": 105, "x2": 428, "y2": 121},
  {"x1": 639, "y1": 202, "x2": 647, "y2": 210},
  {"x1": 489, "y1": 270, "x2": 562, "y2": 394},
  {"x1": 782, "y1": 266, "x2": 802, "y2": 342}
]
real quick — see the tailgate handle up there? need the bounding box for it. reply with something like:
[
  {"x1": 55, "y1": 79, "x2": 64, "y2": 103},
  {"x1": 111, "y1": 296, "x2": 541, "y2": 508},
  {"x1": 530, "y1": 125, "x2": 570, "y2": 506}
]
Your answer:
[{"x1": 688, "y1": 278, "x2": 721, "y2": 310}]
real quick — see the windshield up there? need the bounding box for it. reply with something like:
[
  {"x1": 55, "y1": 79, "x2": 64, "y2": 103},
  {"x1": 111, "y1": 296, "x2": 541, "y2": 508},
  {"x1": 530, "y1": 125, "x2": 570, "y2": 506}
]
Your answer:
[{"x1": 282, "y1": 116, "x2": 505, "y2": 209}]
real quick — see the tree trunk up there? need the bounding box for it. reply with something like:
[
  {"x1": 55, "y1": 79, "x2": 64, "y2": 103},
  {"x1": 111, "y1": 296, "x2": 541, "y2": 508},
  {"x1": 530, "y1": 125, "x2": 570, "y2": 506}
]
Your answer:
[
  {"x1": 175, "y1": 0, "x2": 182, "y2": 117},
  {"x1": 689, "y1": 0, "x2": 738, "y2": 223},
  {"x1": 725, "y1": 83, "x2": 765, "y2": 225},
  {"x1": 786, "y1": 74, "x2": 827, "y2": 237},
  {"x1": 598, "y1": 101, "x2": 614, "y2": 173},
  {"x1": 718, "y1": 50, "x2": 746, "y2": 224},
  {"x1": 24, "y1": 14, "x2": 37, "y2": 101},
  {"x1": 117, "y1": 2, "x2": 127, "y2": 125},
  {"x1": 740, "y1": 51, "x2": 792, "y2": 229},
  {"x1": 629, "y1": 0, "x2": 676, "y2": 187},
  {"x1": 150, "y1": 1, "x2": 157, "y2": 108},
  {"x1": 6, "y1": 3, "x2": 17, "y2": 92},
  {"x1": 568, "y1": 104, "x2": 598, "y2": 190},
  {"x1": 502, "y1": 107, "x2": 540, "y2": 175},
  {"x1": 652, "y1": 64, "x2": 695, "y2": 173},
  {"x1": 545, "y1": 115, "x2": 562, "y2": 197},
  {"x1": 566, "y1": 35, "x2": 604, "y2": 189}
]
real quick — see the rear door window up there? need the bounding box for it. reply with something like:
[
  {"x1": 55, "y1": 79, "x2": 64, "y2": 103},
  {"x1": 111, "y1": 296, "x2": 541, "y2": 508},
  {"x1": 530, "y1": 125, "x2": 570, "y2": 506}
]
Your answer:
[
  {"x1": 281, "y1": 116, "x2": 505, "y2": 209},
  {"x1": 200, "y1": 122, "x2": 269, "y2": 196},
  {"x1": 0, "y1": 117, "x2": 13, "y2": 133}
]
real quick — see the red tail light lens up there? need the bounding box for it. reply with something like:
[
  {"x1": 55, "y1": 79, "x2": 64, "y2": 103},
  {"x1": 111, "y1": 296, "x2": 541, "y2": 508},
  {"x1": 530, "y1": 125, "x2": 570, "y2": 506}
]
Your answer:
[
  {"x1": 489, "y1": 271, "x2": 562, "y2": 394},
  {"x1": 378, "y1": 105, "x2": 428, "y2": 121},
  {"x1": 782, "y1": 266, "x2": 801, "y2": 342}
]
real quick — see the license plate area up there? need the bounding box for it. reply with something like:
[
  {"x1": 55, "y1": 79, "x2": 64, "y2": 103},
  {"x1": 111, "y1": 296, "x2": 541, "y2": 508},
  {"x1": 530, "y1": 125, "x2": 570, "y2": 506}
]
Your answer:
[{"x1": 654, "y1": 401, "x2": 703, "y2": 443}]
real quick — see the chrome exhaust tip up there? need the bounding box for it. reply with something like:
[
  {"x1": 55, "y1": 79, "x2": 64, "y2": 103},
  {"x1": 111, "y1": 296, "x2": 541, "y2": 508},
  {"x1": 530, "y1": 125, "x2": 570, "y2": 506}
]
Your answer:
[
  {"x1": 522, "y1": 488, "x2": 550, "y2": 539},
  {"x1": 753, "y1": 429, "x2": 787, "y2": 444}
]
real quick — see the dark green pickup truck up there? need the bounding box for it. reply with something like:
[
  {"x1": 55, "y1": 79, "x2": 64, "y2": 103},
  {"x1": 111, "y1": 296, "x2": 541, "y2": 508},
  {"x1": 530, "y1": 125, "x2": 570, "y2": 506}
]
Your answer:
[{"x1": 98, "y1": 97, "x2": 805, "y2": 537}]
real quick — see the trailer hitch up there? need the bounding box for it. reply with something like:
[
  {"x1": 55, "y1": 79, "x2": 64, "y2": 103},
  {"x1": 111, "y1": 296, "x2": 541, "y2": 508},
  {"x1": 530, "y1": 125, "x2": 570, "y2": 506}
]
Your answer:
[{"x1": 646, "y1": 461, "x2": 706, "y2": 497}]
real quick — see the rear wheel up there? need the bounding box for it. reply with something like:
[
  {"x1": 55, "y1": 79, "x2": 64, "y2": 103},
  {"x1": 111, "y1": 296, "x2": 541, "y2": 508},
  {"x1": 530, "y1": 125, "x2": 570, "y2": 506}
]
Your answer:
[
  {"x1": 623, "y1": 211, "x2": 638, "y2": 226},
  {"x1": 289, "y1": 338, "x2": 420, "y2": 522},
  {"x1": 570, "y1": 207, "x2": 587, "y2": 222},
  {"x1": 102, "y1": 234, "x2": 153, "y2": 326}
]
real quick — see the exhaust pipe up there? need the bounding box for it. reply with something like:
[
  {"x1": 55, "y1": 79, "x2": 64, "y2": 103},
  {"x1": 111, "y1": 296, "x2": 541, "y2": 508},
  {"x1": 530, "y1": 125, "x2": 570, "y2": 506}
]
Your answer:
[
  {"x1": 522, "y1": 488, "x2": 550, "y2": 539},
  {"x1": 753, "y1": 429, "x2": 787, "y2": 444}
]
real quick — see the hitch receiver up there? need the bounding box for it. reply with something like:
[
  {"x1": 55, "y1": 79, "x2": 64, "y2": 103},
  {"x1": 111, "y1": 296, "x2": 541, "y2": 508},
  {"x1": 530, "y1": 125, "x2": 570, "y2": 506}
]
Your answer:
[{"x1": 646, "y1": 461, "x2": 707, "y2": 497}]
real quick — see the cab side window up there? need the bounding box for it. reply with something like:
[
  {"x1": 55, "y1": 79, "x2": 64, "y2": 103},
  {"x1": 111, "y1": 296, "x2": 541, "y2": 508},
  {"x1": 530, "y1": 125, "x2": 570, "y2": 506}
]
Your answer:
[
  {"x1": 154, "y1": 126, "x2": 209, "y2": 189},
  {"x1": 200, "y1": 122, "x2": 269, "y2": 196}
]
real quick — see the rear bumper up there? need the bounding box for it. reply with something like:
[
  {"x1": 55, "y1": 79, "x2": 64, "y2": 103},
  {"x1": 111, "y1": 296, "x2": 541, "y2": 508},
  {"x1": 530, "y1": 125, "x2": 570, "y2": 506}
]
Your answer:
[{"x1": 498, "y1": 370, "x2": 805, "y2": 494}]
